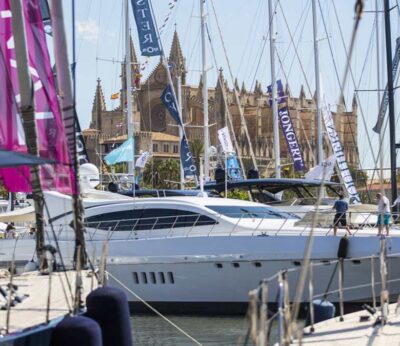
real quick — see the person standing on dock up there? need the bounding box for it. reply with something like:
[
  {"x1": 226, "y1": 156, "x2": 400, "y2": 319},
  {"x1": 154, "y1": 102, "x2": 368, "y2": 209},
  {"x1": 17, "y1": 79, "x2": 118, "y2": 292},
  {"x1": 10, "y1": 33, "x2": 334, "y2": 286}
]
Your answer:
[
  {"x1": 332, "y1": 193, "x2": 352, "y2": 236},
  {"x1": 376, "y1": 193, "x2": 391, "y2": 236}
]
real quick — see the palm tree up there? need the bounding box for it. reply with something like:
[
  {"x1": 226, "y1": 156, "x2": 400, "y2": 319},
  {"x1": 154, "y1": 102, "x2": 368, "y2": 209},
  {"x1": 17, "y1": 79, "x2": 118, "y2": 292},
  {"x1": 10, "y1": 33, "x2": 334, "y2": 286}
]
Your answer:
[
  {"x1": 159, "y1": 159, "x2": 180, "y2": 188},
  {"x1": 143, "y1": 158, "x2": 163, "y2": 188},
  {"x1": 142, "y1": 158, "x2": 180, "y2": 189},
  {"x1": 189, "y1": 139, "x2": 203, "y2": 174}
]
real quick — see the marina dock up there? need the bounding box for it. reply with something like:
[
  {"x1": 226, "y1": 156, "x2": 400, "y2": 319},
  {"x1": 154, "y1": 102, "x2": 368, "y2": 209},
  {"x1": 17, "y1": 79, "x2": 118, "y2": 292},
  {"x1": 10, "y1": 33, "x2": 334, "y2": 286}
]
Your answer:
[{"x1": 0, "y1": 270, "x2": 97, "y2": 332}]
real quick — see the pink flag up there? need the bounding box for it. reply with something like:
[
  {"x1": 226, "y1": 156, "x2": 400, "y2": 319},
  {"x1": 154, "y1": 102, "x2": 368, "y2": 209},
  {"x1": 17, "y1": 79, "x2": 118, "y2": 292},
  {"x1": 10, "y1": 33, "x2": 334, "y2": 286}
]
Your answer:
[
  {"x1": 0, "y1": 1, "x2": 31, "y2": 192},
  {"x1": 0, "y1": 0, "x2": 75, "y2": 193}
]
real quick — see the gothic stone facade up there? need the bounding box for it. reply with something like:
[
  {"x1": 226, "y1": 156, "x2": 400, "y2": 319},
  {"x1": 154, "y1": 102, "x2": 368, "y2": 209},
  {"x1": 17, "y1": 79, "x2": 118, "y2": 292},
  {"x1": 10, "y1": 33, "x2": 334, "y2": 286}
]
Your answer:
[{"x1": 84, "y1": 31, "x2": 358, "y2": 175}]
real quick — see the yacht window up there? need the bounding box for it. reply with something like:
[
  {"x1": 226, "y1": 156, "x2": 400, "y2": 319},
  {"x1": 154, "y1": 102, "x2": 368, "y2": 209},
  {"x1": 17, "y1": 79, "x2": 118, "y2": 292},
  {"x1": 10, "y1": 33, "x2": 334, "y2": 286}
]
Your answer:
[
  {"x1": 168, "y1": 272, "x2": 175, "y2": 284},
  {"x1": 159, "y1": 272, "x2": 166, "y2": 284},
  {"x1": 85, "y1": 208, "x2": 217, "y2": 231},
  {"x1": 205, "y1": 205, "x2": 299, "y2": 219}
]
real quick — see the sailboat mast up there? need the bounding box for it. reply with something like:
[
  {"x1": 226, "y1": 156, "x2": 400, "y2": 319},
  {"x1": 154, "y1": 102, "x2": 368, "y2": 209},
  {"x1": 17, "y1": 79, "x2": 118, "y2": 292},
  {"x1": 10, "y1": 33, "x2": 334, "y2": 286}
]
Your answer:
[
  {"x1": 383, "y1": 0, "x2": 398, "y2": 204},
  {"x1": 268, "y1": 0, "x2": 280, "y2": 178},
  {"x1": 376, "y1": 0, "x2": 385, "y2": 200},
  {"x1": 312, "y1": 0, "x2": 323, "y2": 165},
  {"x1": 50, "y1": 0, "x2": 87, "y2": 267},
  {"x1": 125, "y1": 0, "x2": 134, "y2": 177},
  {"x1": 10, "y1": 0, "x2": 46, "y2": 269},
  {"x1": 177, "y1": 74, "x2": 185, "y2": 189},
  {"x1": 200, "y1": 0, "x2": 210, "y2": 179}
]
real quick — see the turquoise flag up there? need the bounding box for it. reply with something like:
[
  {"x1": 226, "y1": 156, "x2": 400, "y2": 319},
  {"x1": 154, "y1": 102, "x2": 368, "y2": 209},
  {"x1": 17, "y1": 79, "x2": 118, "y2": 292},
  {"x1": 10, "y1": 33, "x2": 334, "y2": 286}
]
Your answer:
[{"x1": 104, "y1": 137, "x2": 134, "y2": 165}]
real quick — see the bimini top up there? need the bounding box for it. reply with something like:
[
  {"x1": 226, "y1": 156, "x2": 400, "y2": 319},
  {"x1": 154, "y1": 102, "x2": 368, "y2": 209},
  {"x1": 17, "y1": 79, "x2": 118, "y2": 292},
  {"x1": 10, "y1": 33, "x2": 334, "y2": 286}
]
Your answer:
[{"x1": 203, "y1": 178, "x2": 341, "y2": 195}]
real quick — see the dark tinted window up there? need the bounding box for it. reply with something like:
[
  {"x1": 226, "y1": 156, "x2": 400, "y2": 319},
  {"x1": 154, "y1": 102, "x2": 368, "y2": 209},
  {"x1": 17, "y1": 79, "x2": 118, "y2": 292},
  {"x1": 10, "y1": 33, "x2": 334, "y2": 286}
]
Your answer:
[
  {"x1": 85, "y1": 208, "x2": 216, "y2": 231},
  {"x1": 205, "y1": 205, "x2": 299, "y2": 219}
]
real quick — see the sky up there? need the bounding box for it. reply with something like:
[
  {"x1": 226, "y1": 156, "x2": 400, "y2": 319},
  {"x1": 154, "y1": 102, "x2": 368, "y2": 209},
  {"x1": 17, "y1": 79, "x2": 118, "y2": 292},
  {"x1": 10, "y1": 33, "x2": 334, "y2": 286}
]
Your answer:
[{"x1": 60, "y1": 0, "x2": 400, "y2": 173}]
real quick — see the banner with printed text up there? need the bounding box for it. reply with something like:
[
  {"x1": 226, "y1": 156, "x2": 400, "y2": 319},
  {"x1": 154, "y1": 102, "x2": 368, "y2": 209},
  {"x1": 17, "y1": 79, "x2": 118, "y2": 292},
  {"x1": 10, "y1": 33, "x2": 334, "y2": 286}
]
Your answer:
[
  {"x1": 131, "y1": 0, "x2": 161, "y2": 56},
  {"x1": 321, "y1": 96, "x2": 361, "y2": 204},
  {"x1": 161, "y1": 85, "x2": 197, "y2": 177}
]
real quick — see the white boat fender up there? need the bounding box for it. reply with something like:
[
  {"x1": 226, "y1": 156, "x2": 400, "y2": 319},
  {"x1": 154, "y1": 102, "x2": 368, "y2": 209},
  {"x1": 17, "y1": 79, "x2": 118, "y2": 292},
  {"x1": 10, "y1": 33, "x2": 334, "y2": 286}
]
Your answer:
[{"x1": 24, "y1": 259, "x2": 38, "y2": 272}]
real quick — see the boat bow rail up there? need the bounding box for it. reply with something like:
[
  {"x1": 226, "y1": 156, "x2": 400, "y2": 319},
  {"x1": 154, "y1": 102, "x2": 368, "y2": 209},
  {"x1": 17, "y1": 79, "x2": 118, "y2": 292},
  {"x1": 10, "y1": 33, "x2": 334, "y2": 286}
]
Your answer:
[{"x1": 247, "y1": 249, "x2": 400, "y2": 345}]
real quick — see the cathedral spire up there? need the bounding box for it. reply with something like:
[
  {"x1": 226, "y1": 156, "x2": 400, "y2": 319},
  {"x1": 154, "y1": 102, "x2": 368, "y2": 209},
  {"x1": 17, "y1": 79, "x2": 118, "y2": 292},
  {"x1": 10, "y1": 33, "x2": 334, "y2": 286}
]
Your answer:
[
  {"x1": 337, "y1": 94, "x2": 346, "y2": 113},
  {"x1": 197, "y1": 75, "x2": 203, "y2": 100},
  {"x1": 241, "y1": 81, "x2": 247, "y2": 94},
  {"x1": 91, "y1": 78, "x2": 106, "y2": 130},
  {"x1": 285, "y1": 82, "x2": 291, "y2": 97},
  {"x1": 92, "y1": 78, "x2": 106, "y2": 113},
  {"x1": 216, "y1": 67, "x2": 224, "y2": 90},
  {"x1": 299, "y1": 84, "x2": 305, "y2": 99},
  {"x1": 352, "y1": 93, "x2": 358, "y2": 113},
  {"x1": 168, "y1": 29, "x2": 186, "y2": 83},
  {"x1": 254, "y1": 80, "x2": 262, "y2": 95},
  {"x1": 129, "y1": 35, "x2": 138, "y2": 65},
  {"x1": 234, "y1": 77, "x2": 239, "y2": 92}
]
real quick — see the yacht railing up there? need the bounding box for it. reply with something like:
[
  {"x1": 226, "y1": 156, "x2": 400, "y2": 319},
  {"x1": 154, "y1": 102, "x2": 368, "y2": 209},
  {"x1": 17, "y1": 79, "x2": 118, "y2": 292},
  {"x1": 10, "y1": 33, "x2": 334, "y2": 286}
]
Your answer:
[
  {"x1": 4, "y1": 210, "x2": 398, "y2": 240},
  {"x1": 43, "y1": 210, "x2": 399, "y2": 241},
  {"x1": 247, "y1": 247, "x2": 400, "y2": 345}
]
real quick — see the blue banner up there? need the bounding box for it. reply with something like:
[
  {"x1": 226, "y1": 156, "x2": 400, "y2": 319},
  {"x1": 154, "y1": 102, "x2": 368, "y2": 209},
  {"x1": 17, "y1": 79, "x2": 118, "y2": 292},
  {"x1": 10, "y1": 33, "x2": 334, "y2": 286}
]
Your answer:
[
  {"x1": 267, "y1": 79, "x2": 286, "y2": 106},
  {"x1": 278, "y1": 106, "x2": 305, "y2": 171},
  {"x1": 226, "y1": 154, "x2": 242, "y2": 180},
  {"x1": 161, "y1": 85, "x2": 183, "y2": 126},
  {"x1": 180, "y1": 135, "x2": 197, "y2": 177},
  {"x1": 131, "y1": 0, "x2": 161, "y2": 56}
]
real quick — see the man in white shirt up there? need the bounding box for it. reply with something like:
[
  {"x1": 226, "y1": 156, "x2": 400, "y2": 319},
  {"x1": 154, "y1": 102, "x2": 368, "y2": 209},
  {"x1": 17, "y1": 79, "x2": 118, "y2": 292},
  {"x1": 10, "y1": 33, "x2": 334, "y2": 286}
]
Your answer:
[{"x1": 376, "y1": 193, "x2": 391, "y2": 236}]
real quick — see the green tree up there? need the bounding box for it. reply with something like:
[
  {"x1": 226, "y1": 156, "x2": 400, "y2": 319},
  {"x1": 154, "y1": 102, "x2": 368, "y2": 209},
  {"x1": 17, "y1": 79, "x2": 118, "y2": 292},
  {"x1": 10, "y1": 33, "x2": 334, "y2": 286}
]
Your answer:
[
  {"x1": 159, "y1": 158, "x2": 180, "y2": 189},
  {"x1": 142, "y1": 158, "x2": 180, "y2": 189},
  {"x1": 143, "y1": 158, "x2": 163, "y2": 188},
  {"x1": 189, "y1": 139, "x2": 203, "y2": 174},
  {"x1": 227, "y1": 189, "x2": 250, "y2": 201}
]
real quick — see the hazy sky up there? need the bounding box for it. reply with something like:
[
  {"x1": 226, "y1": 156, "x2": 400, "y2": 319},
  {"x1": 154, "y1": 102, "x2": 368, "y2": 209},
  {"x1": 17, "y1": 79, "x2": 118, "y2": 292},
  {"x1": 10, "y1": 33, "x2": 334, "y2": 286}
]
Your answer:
[{"x1": 60, "y1": 0, "x2": 400, "y2": 172}]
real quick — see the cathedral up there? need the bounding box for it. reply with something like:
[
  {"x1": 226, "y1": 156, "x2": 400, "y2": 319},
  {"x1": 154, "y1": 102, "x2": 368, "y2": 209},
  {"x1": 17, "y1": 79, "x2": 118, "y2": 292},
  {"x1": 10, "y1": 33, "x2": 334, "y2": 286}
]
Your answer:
[{"x1": 83, "y1": 31, "x2": 358, "y2": 177}]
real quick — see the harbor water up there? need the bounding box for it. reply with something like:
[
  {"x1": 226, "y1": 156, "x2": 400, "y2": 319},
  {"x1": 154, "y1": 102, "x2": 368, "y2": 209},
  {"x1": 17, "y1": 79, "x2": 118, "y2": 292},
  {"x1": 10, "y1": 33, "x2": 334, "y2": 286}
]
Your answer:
[{"x1": 131, "y1": 314, "x2": 279, "y2": 345}]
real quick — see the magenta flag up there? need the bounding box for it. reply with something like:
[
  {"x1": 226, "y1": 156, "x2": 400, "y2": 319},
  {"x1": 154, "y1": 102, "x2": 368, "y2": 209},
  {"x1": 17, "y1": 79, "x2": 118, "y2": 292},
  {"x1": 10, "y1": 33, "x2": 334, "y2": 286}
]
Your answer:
[
  {"x1": 0, "y1": 0, "x2": 75, "y2": 193},
  {"x1": 0, "y1": 1, "x2": 31, "y2": 192}
]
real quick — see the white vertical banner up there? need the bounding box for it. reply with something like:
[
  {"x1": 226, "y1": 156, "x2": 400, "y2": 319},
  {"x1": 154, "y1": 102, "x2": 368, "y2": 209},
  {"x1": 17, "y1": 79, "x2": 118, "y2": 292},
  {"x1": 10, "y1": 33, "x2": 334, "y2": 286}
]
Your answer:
[
  {"x1": 321, "y1": 95, "x2": 361, "y2": 204},
  {"x1": 135, "y1": 151, "x2": 151, "y2": 168},
  {"x1": 217, "y1": 126, "x2": 234, "y2": 153}
]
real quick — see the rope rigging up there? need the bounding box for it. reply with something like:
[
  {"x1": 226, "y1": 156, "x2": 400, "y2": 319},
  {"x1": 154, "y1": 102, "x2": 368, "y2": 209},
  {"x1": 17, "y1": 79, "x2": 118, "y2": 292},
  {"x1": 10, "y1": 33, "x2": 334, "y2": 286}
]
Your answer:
[{"x1": 209, "y1": 0, "x2": 258, "y2": 171}]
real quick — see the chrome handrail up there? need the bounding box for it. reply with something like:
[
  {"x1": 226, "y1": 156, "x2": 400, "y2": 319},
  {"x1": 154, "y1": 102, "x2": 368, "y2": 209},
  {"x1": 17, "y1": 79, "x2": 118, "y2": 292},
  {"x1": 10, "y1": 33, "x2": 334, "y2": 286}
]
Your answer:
[{"x1": 46, "y1": 209, "x2": 400, "y2": 241}]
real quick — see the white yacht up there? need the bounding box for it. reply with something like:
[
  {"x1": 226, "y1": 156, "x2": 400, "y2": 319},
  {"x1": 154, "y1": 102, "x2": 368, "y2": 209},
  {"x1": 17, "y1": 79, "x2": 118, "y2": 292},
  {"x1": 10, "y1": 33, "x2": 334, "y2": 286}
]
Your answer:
[{"x1": 4, "y1": 189, "x2": 399, "y2": 313}]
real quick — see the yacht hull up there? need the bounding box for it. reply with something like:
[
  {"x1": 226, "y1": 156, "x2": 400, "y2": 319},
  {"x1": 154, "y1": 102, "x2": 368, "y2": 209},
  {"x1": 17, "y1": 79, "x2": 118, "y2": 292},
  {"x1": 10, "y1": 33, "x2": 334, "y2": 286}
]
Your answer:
[{"x1": 100, "y1": 235, "x2": 400, "y2": 313}]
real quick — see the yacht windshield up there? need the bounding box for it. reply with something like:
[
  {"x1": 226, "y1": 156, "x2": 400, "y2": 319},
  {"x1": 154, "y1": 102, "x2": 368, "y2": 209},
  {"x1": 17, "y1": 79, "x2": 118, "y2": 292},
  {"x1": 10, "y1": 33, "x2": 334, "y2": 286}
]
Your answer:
[{"x1": 205, "y1": 205, "x2": 300, "y2": 219}]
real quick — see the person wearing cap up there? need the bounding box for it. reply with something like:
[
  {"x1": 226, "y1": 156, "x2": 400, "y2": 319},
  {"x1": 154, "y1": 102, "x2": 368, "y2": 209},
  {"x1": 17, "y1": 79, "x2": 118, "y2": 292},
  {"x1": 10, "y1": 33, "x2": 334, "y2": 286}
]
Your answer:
[
  {"x1": 332, "y1": 193, "x2": 352, "y2": 236},
  {"x1": 376, "y1": 193, "x2": 391, "y2": 236}
]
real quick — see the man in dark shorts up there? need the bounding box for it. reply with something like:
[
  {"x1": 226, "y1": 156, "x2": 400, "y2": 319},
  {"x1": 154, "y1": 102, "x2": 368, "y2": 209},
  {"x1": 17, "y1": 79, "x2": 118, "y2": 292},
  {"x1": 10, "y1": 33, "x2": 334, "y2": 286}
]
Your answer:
[{"x1": 332, "y1": 193, "x2": 352, "y2": 236}]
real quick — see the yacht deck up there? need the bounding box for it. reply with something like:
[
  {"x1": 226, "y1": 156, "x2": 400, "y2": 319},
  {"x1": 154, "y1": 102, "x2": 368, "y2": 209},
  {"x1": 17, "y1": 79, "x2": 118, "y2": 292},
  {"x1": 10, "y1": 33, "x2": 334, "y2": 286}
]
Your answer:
[
  {"x1": 0, "y1": 270, "x2": 97, "y2": 332},
  {"x1": 293, "y1": 302, "x2": 400, "y2": 345}
]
